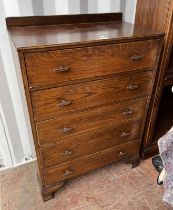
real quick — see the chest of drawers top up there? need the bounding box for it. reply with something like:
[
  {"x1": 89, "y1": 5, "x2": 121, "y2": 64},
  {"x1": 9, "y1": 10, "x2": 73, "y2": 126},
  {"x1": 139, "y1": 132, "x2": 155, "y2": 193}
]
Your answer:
[{"x1": 7, "y1": 13, "x2": 164, "y2": 51}]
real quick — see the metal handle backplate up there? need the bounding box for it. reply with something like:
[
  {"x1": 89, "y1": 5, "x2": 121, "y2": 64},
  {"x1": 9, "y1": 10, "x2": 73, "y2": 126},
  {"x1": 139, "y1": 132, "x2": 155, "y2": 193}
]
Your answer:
[
  {"x1": 127, "y1": 84, "x2": 139, "y2": 90},
  {"x1": 119, "y1": 152, "x2": 127, "y2": 157},
  {"x1": 58, "y1": 99, "x2": 72, "y2": 107},
  {"x1": 63, "y1": 169, "x2": 73, "y2": 176},
  {"x1": 131, "y1": 54, "x2": 144, "y2": 61},
  {"x1": 60, "y1": 127, "x2": 73, "y2": 133},
  {"x1": 120, "y1": 132, "x2": 130, "y2": 138},
  {"x1": 54, "y1": 66, "x2": 70, "y2": 73},
  {"x1": 63, "y1": 150, "x2": 73, "y2": 156},
  {"x1": 123, "y1": 109, "x2": 133, "y2": 116}
]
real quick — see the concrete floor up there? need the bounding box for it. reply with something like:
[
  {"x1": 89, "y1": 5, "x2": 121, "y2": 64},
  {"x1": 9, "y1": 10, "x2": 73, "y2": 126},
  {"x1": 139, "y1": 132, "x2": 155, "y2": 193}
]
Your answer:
[{"x1": 0, "y1": 158, "x2": 172, "y2": 210}]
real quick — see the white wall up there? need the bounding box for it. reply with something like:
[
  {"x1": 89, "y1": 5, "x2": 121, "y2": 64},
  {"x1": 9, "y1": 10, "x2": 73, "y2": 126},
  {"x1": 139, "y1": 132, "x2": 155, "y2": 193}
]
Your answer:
[
  {"x1": 0, "y1": 0, "x2": 35, "y2": 167},
  {"x1": 0, "y1": 105, "x2": 13, "y2": 168},
  {"x1": 124, "y1": 0, "x2": 137, "y2": 23},
  {"x1": 0, "y1": 0, "x2": 137, "y2": 168}
]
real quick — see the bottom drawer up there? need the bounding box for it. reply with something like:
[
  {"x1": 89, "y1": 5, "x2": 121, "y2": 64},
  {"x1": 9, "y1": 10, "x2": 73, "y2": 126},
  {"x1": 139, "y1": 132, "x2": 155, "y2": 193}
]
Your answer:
[{"x1": 43, "y1": 141, "x2": 139, "y2": 185}]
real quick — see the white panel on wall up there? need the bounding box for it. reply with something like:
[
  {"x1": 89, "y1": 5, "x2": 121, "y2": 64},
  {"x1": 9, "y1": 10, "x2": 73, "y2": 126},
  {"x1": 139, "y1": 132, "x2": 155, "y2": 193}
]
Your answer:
[
  {"x1": 88, "y1": 0, "x2": 98, "y2": 14},
  {"x1": 0, "y1": 106, "x2": 13, "y2": 168},
  {"x1": 0, "y1": 0, "x2": 34, "y2": 166},
  {"x1": 31, "y1": 0, "x2": 44, "y2": 16},
  {"x1": 55, "y1": 0, "x2": 69, "y2": 15},
  {"x1": 0, "y1": 132, "x2": 5, "y2": 167},
  {"x1": 120, "y1": 0, "x2": 126, "y2": 13},
  {"x1": 110, "y1": 0, "x2": 120, "y2": 12},
  {"x1": 3, "y1": 0, "x2": 20, "y2": 17},
  {"x1": 43, "y1": 0, "x2": 56, "y2": 15},
  {"x1": 98, "y1": 0, "x2": 111, "y2": 13},
  {"x1": 124, "y1": 0, "x2": 137, "y2": 24},
  {"x1": 18, "y1": 0, "x2": 33, "y2": 16},
  {"x1": 68, "y1": 0, "x2": 80, "y2": 14},
  {"x1": 80, "y1": 0, "x2": 88, "y2": 14},
  {"x1": 0, "y1": 52, "x2": 24, "y2": 164}
]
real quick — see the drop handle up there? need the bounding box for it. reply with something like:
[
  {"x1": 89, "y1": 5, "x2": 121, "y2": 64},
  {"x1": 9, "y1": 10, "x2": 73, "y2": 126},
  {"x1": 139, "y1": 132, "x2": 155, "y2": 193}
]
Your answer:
[
  {"x1": 131, "y1": 54, "x2": 144, "y2": 61},
  {"x1": 119, "y1": 152, "x2": 127, "y2": 157},
  {"x1": 123, "y1": 109, "x2": 133, "y2": 116},
  {"x1": 54, "y1": 66, "x2": 70, "y2": 72},
  {"x1": 127, "y1": 84, "x2": 139, "y2": 90},
  {"x1": 58, "y1": 99, "x2": 72, "y2": 107},
  {"x1": 60, "y1": 127, "x2": 73, "y2": 133},
  {"x1": 63, "y1": 150, "x2": 73, "y2": 156},
  {"x1": 120, "y1": 132, "x2": 130, "y2": 138},
  {"x1": 63, "y1": 169, "x2": 73, "y2": 176}
]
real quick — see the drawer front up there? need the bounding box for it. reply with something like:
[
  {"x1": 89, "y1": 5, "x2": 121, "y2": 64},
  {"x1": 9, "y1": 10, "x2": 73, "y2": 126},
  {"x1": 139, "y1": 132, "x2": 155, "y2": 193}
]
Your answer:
[
  {"x1": 25, "y1": 40, "x2": 160, "y2": 87},
  {"x1": 32, "y1": 71, "x2": 153, "y2": 121},
  {"x1": 36, "y1": 98, "x2": 147, "y2": 146},
  {"x1": 43, "y1": 141, "x2": 139, "y2": 185},
  {"x1": 41, "y1": 120, "x2": 142, "y2": 168}
]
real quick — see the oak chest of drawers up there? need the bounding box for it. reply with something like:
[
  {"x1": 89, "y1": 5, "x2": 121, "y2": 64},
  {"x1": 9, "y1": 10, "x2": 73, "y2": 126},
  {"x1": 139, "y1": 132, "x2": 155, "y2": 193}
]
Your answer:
[{"x1": 7, "y1": 13, "x2": 164, "y2": 201}]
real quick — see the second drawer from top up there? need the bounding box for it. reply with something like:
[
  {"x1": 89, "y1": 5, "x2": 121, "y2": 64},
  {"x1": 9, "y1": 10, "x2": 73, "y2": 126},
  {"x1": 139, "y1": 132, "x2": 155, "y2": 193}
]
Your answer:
[{"x1": 32, "y1": 71, "x2": 153, "y2": 121}]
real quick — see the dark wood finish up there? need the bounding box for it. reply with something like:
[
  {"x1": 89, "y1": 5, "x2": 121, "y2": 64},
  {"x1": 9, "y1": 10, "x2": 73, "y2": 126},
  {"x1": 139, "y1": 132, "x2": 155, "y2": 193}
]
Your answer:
[
  {"x1": 165, "y1": 72, "x2": 173, "y2": 86},
  {"x1": 135, "y1": 0, "x2": 171, "y2": 33},
  {"x1": 6, "y1": 13, "x2": 122, "y2": 27},
  {"x1": 32, "y1": 71, "x2": 153, "y2": 121},
  {"x1": 152, "y1": 85, "x2": 173, "y2": 144},
  {"x1": 7, "y1": 13, "x2": 164, "y2": 201},
  {"x1": 165, "y1": 49, "x2": 173, "y2": 85},
  {"x1": 41, "y1": 120, "x2": 143, "y2": 168},
  {"x1": 126, "y1": 154, "x2": 140, "y2": 168},
  {"x1": 43, "y1": 141, "x2": 139, "y2": 186},
  {"x1": 142, "y1": 145, "x2": 159, "y2": 160},
  {"x1": 8, "y1": 19, "x2": 164, "y2": 51},
  {"x1": 136, "y1": 0, "x2": 173, "y2": 159},
  {"x1": 36, "y1": 98, "x2": 147, "y2": 146},
  {"x1": 25, "y1": 40, "x2": 159, "y2": 88},
  {"x1": 131, "y1": 157, "x2": 140, "y2": 168},
  {"x1": 42, "y1": 181, "x2": 65, "y2": 201}
]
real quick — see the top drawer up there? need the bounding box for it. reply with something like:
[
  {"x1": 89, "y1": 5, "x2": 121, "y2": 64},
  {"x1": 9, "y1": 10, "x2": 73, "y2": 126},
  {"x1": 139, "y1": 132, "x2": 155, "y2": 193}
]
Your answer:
[{"x1": 24, "y1": 40, "x2": 160, "y2": 87}]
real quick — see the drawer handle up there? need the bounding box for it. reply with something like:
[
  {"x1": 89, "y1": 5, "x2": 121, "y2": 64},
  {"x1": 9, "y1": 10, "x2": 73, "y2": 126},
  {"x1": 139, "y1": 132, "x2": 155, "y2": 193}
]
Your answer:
[
  {"x1": 119, "y1": 152, "x2": 127, "y2": 157},
  {"x1": 131, "y1": 54, "x2": 144, "y2": 61},
  {"x1": 123, "y1": 109, "x2": 133, "y2": 116},
  {"x1": 63, "y1": 150, "x2": 73, "y2": 156},
  {"x1": 63, "y1": 169, "x2": 73, "y2": 176},
  {"x1": 54, "y1": 66, "x2": 70, "y2": 73},
  {"x1": 127, "y1": 84, "x2": 139, "y2": 90},
  {"x1": 120, "y1": 132, "x2": 130, "y2": 138},
  {"x1": 58, "y1": 99, "x2": 72, "y2": 107},
  {"x1": 60, "y1": 127, "x2": 73, "y2": 133}
]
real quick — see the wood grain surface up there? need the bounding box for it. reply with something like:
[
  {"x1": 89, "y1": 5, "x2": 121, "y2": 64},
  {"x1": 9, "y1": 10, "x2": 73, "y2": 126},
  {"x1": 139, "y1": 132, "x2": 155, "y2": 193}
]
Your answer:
[
  {"x1": 25, "y1": 40, "x2": 159, "y2": 87},
  {"x1": 7, "y1": 13, "x2": 164, "y2": 200},
  {"x1": 36, "y1": 98, "x2": 147, "y2": 146},
  {"x1": 32, "y1": 71, "x2": 153, "y2": 121},
  {"x1": 41, "y1": 120, "x2": 142, "y2": 168},
  {"x1": 43, "y1": 141, "x2": 139, "y2": 185}
]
